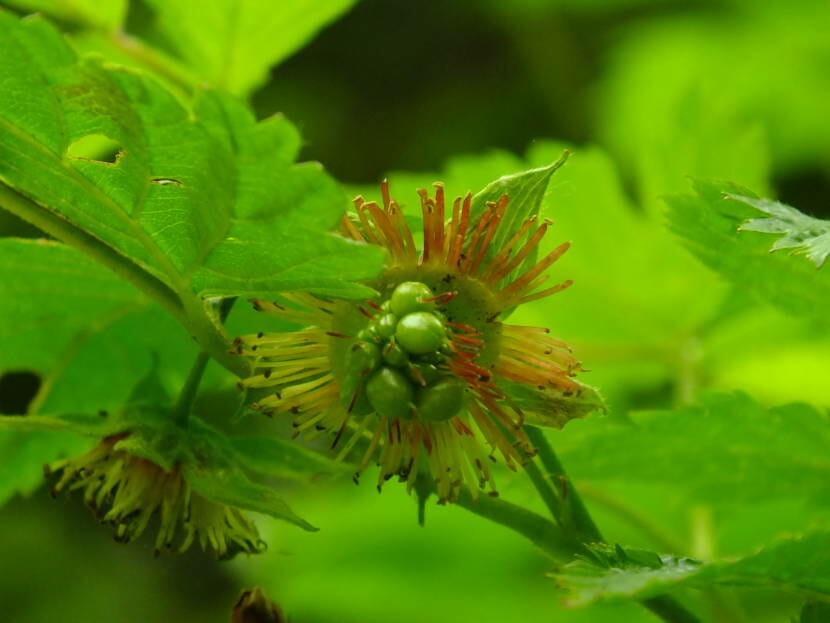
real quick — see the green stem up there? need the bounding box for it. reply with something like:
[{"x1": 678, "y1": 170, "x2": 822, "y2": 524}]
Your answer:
[
  {"x1": 644, "y1": 596, "x2": 704, "y2": 623},
  {"x1": 525, "y1": 426, "x2": 602, "y2": 543},
  {"x1": 523, "y1": 458, "x2": 564, "y2": 523},
  {"x1": 0, "y1": 183, "x2": 251, "y2": 380},
  {"x1": 523, "y1": 427, "x2": 703, "y2": 623},
  {"x1": 172, "y1": 351, "x2": 210, "y2": 425},
  {"x1": 455, "y1": 488, "x2": 580, "y2": 561},
  {"x1": 108, "y1": 31, "x2": 196, "y2": 95},
  {"x1": 578, "y1": 483, "x2": 684, "y2": 553},
  {"x1": 0, "y1": 183, "x2": 184, "y2": 322},
  {"x1": 180, "y1": 294, "x2": 251, "y2": 379}
]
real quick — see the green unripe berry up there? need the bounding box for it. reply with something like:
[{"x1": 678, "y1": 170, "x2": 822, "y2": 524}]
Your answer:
[
  {"x1": 377, "y1": 313, "x2": 398, "y2": 339},
  {"x1": 407, "y1": 362, "x2": 442, "y2": 386},
  {"x1": 415, "y1": 350, "x2": 448, "y2": 365},
  {"x1": 356, "y1": 325, "x2": 379, "y2": 342},
  {"x1": 339, "y1": 378, "x2": 373, "y2": 415},
  {"x1": 416, "y1": 377, "x2": 466, "y2": 421},
  {"x1": 339, "y1": 341, "x2": 381, "y2": 414},
  {"x1": 366, "y1": 367, "x2": 414, "y2": 420},
  {"x1": 396, "y1": 312, "x2": 445, "y2": 355},
  {"x1": 347, "y1": 340, "x2": 381, "y2": 375},
  {"x1": 390, "y1": 281, "x2": 435, "y2": 316},
  {"x1": 383, "y1": 340, "x2": 409, "y2": 367}
]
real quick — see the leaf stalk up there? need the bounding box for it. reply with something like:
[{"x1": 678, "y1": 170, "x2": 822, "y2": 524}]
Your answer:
[{"x1": 172, "y1": 351, "x2": 211, "y2": 426}]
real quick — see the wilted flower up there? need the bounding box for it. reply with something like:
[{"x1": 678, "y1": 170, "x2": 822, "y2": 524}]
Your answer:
[
  {"x1": 236, "y1": 180, "x2": 587, "y2": 503},
  {"x1": 47, "y1": 433, "x2": 265, "y2": 558}
]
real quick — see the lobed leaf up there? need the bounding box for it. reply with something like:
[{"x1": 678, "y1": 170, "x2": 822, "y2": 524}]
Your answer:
[
  {"x1": 732, "y1": 194, "x2": 830, "y2": 269},
  {"x1": 0, "y1": 238, "x2": 145, "y2": 373},
  {"x1": 143, "y1": 0, "x2": 357, "y2": 96},
  {"x1": 0, "y1": 238, "x2": 181, "y2": 501},
  {"x1": 554, "y1": 533, "x2": 830, "y2": 607},
  {"x1": 0, "y1": 12, "x2": 383, "y2": 306},
  {"x1": 554, "y1": 392, "x2": 830, "y2": 505},
  {"x1": 665, "y1": 179, "x2": 830, "y2": 320}
]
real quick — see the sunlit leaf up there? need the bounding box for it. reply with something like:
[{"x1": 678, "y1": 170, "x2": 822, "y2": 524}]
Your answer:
[
  {"x1": 666, "y1": 179, "x2": 830, "y2": 320},
  {"x1": 0, "y1": 13, "x2": 383, "y2": 304},
  {"x1": 554, "y1": 532, "x2": 830, "y2": 606},
  {"x1": 143, "y1": 0, "x2": 357, "y2": 96},
  {"x1": 2, "y1": 0, "x2": 126, "y2": 30},
  {"x1": 732, "y1": 195, "x2": 830, "y2": 268}
]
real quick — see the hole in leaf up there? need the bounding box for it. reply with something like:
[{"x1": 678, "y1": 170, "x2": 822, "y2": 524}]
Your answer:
[
  {"x1": 0, "y1": 371, "x2": 41, "y2": 415},
  {"x1": 151, "y1": 178, "x2": 184, "y2": 186},
  {"x1": 66, "y1": 134, "x2": 122, "y2": 164}
]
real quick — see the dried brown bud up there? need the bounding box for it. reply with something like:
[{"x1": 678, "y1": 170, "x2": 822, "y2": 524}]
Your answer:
[{"x1": 231, "y1": 587, "x2": 285, "y2": 623}]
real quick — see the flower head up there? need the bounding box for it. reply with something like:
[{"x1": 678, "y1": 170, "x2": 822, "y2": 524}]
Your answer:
[
  {"x1": 48, "y1": 433, "x2": 265, "y2": 558},
  {"x1": 236, "y1": 181, "x2": 586, "y2": 503}
]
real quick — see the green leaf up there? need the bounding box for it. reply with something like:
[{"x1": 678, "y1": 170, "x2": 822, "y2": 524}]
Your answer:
[
  {"x1": 502, "y1": 379, "x2": 606, "y2": 429},
  {"x1": 230, "y1": 435, "x2": 349, "y2": 480},
  {"x1": 0, "y1": 412, "x2": 113, "y2": 436},
  {"x1": 182, "y1": 419, "x2": 317, "y2": 531},
  {"x1": 0, "y1": 428, "x2": 91, "y2": 504},
  {"x1": 0, "y1": 237, "x2": 199, "y2": 503},
  {"x1": 1, "y1": 403, "x2": 319, "y2": 530},
  {"x1": 554, "y1": 532, "x2": 830, "y2": 607},
  {"x1": 665, "y1": 179, "x2": 830, "y2": 320},
  {"x1": 0, "y1": 238, "x2": 145, "y2": 373},
  {"x1": 554, "y1": 392, "x2": 830, "y2": 505},
  {"x1": 470, "y1": 152, "x2": 569, "y2": 261},
  {"x1": 143, "y1": 0, "x2": 357, "y2": 96},
  {"x1": 731, "y1": 195, "x2": 830, "y2": 269},
  {"x1": 597, "y1": 4, "x2": 829, "y2": 197},
  {"x1": 0, "y1": 13, "x2": 383, "y2": 306},
  {"x1": 2, "y1": 0, "x2": 127, "y2": 30}
]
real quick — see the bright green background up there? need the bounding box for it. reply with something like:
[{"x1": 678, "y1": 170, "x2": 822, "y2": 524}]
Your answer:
[{"x1": 1, "y1": 0, "x2": 829, "y2": 621}]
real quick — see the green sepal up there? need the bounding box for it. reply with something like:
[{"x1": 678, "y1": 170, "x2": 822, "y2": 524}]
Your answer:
[
  {"x1": 501, "y1": 379, "x2": 606, "y2": 429},
  {"x1": 4, "y1": 403, "x2": 319, "y2": 531},
  {"x1": 112, "y1": 409, "x2": 183, "y2": 472},
  {"x1": 182, "y1": 419, "x2": 317, "y2": 532},
  {"x1": 469, "y1": 152, "x2": 570, "y2": 291}
]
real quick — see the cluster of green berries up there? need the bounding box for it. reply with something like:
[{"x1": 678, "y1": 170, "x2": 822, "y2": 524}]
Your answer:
[{"x1": 340, "y1": 282, "x2": 466, "y2": 422}]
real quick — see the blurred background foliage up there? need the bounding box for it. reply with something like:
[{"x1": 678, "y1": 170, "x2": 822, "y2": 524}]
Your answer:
[{"x1": 1, "y1": 0, "x2": 829, "y2": 621}]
